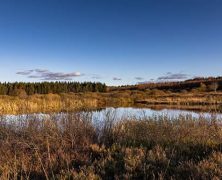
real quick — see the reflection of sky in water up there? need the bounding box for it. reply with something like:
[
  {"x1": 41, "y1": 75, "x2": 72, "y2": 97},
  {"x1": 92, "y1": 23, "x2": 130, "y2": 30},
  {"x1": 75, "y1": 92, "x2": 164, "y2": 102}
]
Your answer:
[
  {"x1": 1, "y1": 107, "x2": 222, "y2": 124},
  {"x1": 92, "y1": 107, "x2": 222, "y2": 122}
]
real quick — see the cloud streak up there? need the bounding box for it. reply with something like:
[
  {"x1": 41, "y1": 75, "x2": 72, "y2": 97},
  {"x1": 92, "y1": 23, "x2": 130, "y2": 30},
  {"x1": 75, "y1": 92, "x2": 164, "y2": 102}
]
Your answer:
[
  {"x1": 91, "y1": 74, "x2": 102, "y2": 80},
  {"x1": 17, "y1": 69, "x2": 83, "y2": 81},
  {"x1": 113, "y1": 77, "x2": 122, "y2": 81},
  {"x1": 136, "y1": 73, "x2": 190, "y2": 84},
  {"x1": 16, "y1": 70, "x2": 34, "y2": 75},
  {"x1": 157, "y1": 72, "x2": 189, "y2": 81},
  {"x1": 135, "y1": 77, "x2": 144, "y2": 80}
]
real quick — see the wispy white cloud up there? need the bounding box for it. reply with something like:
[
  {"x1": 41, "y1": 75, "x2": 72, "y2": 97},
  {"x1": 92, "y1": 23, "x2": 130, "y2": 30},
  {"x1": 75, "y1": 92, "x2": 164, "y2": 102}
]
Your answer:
[
  {"x1": 137, "y1": 72, "x2": 191, "y2": 84},
  {"x1": 16, "y1": 70, "x2": 34, "y2": 75},
  {"x1": 157, "y1": 72, "x2": 189, "y2": 81},
  {"x1": 113, "y1": 77, "x2": 122, "y2": 81},
  {"x1": 91, "y1": 74, "x2": 102, "y2": 80},
  {"x1": 135, "y1": 77, "x2": 144, "y2": 80},
  {"x1": 17, "y1": 69, "x2": 83, "y2": 81}
]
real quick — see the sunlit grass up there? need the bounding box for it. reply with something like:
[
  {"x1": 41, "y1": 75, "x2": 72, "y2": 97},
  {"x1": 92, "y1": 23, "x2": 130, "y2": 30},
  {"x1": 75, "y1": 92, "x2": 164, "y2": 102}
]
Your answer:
[{"x1": 1, "y1": 90, "x2": 222, "y2": 115}]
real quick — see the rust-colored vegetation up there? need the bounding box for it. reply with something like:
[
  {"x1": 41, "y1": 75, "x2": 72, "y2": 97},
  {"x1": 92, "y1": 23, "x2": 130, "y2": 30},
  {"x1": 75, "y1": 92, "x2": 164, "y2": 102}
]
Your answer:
[{"x1": 0, "y1": 113, "x2": 221, "y2": 179}]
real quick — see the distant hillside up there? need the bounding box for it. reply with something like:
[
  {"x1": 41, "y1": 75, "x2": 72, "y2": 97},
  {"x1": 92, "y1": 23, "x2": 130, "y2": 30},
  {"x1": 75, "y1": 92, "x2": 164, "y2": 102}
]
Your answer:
[{"x1": 111, "y1": 77, "x2": 222, "y2": 92}]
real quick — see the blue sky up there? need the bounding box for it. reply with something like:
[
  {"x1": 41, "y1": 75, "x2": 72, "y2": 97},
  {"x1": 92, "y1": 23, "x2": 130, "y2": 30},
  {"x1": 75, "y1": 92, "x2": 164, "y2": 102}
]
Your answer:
[{"x1": 0, "y1": 0, "x2": 222, "y2": 85}]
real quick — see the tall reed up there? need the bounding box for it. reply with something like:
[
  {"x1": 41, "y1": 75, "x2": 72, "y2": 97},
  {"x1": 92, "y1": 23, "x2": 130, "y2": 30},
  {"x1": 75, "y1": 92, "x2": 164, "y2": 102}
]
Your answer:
[{"x1": 0, "y1": 112, "x2": 221, "y2": 179}]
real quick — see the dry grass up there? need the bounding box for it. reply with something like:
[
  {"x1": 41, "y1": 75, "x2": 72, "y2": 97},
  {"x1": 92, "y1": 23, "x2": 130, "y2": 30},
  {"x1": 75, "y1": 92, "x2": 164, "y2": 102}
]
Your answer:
[
  {"x1": 0, "y1": 112, "x2": 221, "y2": 179},
  {"x1": 1, "y1": 91, "x2": 222, "y2": 115},
  {"x1": 0, "y1": 93, "x2": 100, "y2": 115}
]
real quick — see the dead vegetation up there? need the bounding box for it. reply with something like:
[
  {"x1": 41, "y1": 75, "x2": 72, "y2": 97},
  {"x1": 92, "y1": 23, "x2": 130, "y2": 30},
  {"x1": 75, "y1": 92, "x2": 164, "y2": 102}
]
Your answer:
[
  {"x1": 1, "y1": 90, "x2": 222, "y2": 115},
  {"x1": 0, "y1": 112, "x2": 221, "y2": 179}
]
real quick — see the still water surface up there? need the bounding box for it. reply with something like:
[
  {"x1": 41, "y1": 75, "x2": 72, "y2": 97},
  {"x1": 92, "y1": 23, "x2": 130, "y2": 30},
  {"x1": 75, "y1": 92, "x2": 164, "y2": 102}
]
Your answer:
[{"x1": 2, "y1": 107, "x2": 222, "y2": 123}]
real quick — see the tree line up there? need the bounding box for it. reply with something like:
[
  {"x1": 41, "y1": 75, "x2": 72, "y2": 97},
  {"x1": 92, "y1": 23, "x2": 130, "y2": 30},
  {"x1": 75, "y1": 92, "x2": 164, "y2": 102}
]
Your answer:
[
  {"x1": 113, "y1": 77, "x2": 222, "y2": 92},
  {"x1": 0, "y1": 82, "x2": 107, "y2": 96}
]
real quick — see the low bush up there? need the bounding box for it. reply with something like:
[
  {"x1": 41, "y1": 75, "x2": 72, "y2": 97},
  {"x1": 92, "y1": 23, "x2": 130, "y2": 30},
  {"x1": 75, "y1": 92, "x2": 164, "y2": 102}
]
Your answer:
[{"x1": 0, "y1": 112, "x2": 221, "y2": 179}]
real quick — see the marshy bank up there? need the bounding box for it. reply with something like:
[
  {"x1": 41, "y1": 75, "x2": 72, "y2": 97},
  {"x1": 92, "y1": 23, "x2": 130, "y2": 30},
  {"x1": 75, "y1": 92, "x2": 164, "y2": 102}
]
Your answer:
[
  {"x1": 1, "y1": 91, "x2": 222, "y2": 115},
  {"x1": 1, "y1": 87, "x2": 222, "y2": 179},
  {"x1": 0, "y1": 111, "x2": 221, "y2": 179}
]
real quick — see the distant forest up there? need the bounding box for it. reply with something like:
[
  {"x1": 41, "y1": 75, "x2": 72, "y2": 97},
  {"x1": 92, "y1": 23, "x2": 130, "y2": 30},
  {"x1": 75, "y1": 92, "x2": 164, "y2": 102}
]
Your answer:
[
  {"x1": 0, "y1": 82, "x2": 107, "y2": 95},
  {"x1": 112, "y1": 77, "x2": 222, "y2": 92}
]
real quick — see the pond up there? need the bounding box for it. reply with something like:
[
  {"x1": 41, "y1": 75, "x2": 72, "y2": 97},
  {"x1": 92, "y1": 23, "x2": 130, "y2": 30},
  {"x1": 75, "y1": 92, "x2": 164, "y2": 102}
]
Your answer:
[{"x1": 1, "y1": 107, "x2": 222, "y2": 124}]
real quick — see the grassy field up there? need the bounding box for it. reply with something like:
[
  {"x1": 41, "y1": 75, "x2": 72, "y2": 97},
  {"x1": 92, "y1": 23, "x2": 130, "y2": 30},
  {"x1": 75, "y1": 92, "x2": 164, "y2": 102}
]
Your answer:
[
  {"x1": 0, "y1": 112, "x2": 221, "y2": 179},
  {"x1": 0, "y1": 90, "x2": 222, "y2": 115}
]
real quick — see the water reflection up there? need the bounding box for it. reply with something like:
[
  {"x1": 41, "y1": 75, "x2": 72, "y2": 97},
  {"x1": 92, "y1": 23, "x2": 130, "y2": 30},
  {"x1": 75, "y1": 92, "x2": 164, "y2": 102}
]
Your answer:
[{"x1": 1, "y1": 107, "x2": 222, "y2": 124}]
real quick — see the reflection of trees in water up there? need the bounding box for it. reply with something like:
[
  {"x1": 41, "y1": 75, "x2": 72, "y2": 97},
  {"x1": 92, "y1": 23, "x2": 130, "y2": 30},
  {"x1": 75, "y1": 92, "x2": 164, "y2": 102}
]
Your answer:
[{"x1": 136, "y1": 104, "x2": 222, "y2": 114}]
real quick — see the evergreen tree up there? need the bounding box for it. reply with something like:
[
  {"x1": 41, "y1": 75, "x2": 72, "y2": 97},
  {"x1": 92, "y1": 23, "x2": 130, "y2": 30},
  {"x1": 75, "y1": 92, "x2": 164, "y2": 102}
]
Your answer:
[{"x1": 0, "y1": 82, "x2": 107, "y2": 95}]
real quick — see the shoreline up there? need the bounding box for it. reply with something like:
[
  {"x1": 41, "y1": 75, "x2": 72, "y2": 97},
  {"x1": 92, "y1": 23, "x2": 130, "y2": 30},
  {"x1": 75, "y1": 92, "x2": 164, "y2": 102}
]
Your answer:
[{"x1": 0, "y1": 91, "x2": 222, "y2": 115}]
